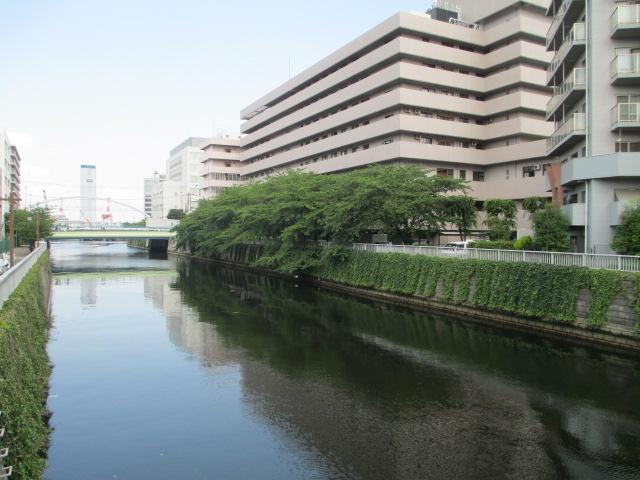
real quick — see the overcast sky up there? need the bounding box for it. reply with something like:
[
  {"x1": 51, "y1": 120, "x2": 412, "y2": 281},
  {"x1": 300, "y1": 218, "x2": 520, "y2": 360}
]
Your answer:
[{"x1": 1, "y1": 0, "x2": 430, "y2": 221}]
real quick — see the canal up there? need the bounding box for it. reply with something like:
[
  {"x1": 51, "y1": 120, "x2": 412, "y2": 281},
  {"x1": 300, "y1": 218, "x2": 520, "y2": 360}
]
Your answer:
[{"x1": 45, "y1": 241, "x2": 640, "y2": 480}]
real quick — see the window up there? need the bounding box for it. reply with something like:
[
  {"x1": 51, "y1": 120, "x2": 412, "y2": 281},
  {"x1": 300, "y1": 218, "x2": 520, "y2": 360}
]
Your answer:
[
  {"x1": 615, "y1": 141, "x2": 640, "y2": 152},
  {"x1": 506, "y1": 168, "x2": 509, "y2": 180},
  {"x1": 437, "y1": 168, "x2": 454, "y2": 177},
  {"x1": 472, "y1": 171, "x2": 485, "y2": 182},
  {"x1": 542, "y1": 163, "x2": 551, "y2": 175},
  {"x1": 523, "y1": 166, "x2": 535, "y2": 178},
  {"x1": 459, "y1": 169, "x2": 466, "y2": 179}
]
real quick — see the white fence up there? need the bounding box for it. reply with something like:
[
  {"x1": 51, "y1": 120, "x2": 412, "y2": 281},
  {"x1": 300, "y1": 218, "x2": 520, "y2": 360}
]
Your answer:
[
  {"x1": 352, "y1": 243, "x2": 640, "y2": 272},
  {"x1": 0, "y1": 244, "x2": 47, "y2": 310}
]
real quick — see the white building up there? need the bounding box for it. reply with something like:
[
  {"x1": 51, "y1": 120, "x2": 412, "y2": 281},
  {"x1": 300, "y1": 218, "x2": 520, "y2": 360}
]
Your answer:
[
  {"x1": 546, "y1": 0, "x2": 640, "y2": 253},
  {"x1": 149, "y1": 173, "x2": 182, "y2": 227},
  {"x1": 144, "y1": 177, "x2": 154, "y2": 218},
  {"x1": 0, "y1": 131, "x2": 22, "y2": 237},
  {"x1": 79, "y1": 164, "x2": 97, "y2": 224},
  {"x1": 166, "y1": 137, "x2": 209, "y2": 213}
]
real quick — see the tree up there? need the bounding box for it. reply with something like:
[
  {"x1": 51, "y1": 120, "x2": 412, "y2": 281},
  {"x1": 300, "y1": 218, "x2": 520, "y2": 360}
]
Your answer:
[
  {"x1": 122, "y1": 219, "x2": 146, "y2": 227},
  {"x1": 612, "y1": 201, "x2": 640, "y2": 255},
  {"x1": 174, "y1": 165, "x2": 471, "y2": 272},
  {"x1": 167, "y1": 209, "x2": 185, "y2": 220},
  {"x1": 445, "y1": 196, "x2": 477, "y2": 241},
  {"x1": 483, "y1": 199, "x2": 517, "y2": 240},
  {"x1": 532, "y1": 204, "x2": 571, "y2": 252},
  {"x1": 522, "y1": 196, "x2": 547, "y2": 215},
  {"x1": 5, "y1": 207, "x2": 54, "y2": 248}
]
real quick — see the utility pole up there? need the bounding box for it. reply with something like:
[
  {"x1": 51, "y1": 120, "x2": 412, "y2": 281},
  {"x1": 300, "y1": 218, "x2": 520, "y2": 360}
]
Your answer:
[
  {"x1": 0, "y1": 192, "x2": 19, "y2": 267},
  {"x1": 35, "y1": 209, "x2": 40, "y2": 248}
]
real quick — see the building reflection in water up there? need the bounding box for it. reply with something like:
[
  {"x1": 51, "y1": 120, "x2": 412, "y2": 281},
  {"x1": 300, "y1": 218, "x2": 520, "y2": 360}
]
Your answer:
[{"x1": 80, "y1": 277, "x2": 97, "y2": 306}]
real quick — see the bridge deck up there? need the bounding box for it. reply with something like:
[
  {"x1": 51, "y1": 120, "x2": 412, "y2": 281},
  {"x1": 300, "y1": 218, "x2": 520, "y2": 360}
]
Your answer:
[{"x1": 48, "y1": 230, "x2": 176, "y2": 240}]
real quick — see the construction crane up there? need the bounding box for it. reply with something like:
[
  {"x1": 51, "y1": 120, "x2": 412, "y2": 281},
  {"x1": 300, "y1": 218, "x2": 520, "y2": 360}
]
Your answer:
[{"x1": 101, "y1": 197, "x2": 113, "y2": 223}]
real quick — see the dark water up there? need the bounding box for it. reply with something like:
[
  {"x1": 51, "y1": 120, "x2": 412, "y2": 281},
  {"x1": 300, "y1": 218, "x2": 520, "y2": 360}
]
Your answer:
[{"x1": 45, "y1": 241, "x2": 640, "y2": 480}]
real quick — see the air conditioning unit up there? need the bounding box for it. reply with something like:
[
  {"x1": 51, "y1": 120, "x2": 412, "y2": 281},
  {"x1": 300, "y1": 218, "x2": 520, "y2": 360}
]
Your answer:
[{"x1": 534, "y1": 164, "x2": 542, "y2": 171}]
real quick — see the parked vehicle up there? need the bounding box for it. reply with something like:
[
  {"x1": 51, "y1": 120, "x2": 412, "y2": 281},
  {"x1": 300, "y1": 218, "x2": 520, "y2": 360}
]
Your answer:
[{"x1": 441, "y1": 240, "x2": 475, "y2": 257}]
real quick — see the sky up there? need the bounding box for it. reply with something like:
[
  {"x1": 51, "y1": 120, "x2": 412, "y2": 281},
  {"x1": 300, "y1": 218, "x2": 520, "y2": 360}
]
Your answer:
[{"x1": 1, "y1": 0, "x2": 431, "y2": 221}]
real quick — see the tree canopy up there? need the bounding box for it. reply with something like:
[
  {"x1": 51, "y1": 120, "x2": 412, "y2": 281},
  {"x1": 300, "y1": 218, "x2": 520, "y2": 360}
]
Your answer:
[
  {"x1": 612, "y1": 201, "x2": 640, "y2": 255},
  {"x1": 531, "y1": 204, "x2": 571, "y2": 252},
  {"x1": 167, "y1": 209, "x2": 185, "y2": 220},
  {"x1": 483, "y1": 199, "x2": 517, "y2": 240},
  {"x1": 175, "y1": 165, "x2": 470, "y2": 271},
  {"x1": 5, "y1": 207, "x2": 54, "y2": 248}
]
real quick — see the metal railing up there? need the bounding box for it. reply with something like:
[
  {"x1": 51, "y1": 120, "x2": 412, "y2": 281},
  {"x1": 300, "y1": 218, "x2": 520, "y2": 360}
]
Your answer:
[
  {"x1": 611, "y1": 102, "x2": 640, "y2": 126},
  {"x1": 547, "y1": 112, "x2": 586, "y2": 152},
  {"x1": 611, "y1": 4, "x2": 640, "y2": 30},
  {"x1": 546, "y1": 0, "x2": 583, "y2": 48},
  {"x1": 610, "y1": 53, "x2": 640, "y2": 78},
  {"x1": 0, "y1": 244, "x2": 46, "y2": 310},
  {"x1": 546, "y1": 67, "x2": 586, "y2": 117},
  {"x1": 548, "y1": 22, "x2": 586, "y2": 82},
  {"x1": 352, "y1": 243, "x2": 640, "y2": 272}
]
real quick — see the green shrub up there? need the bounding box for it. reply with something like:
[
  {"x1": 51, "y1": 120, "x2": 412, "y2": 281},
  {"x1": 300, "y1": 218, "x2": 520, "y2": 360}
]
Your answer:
[
  {"x1": 469, "y1": 239, "x2": 515, "y2": 250},
  {"x1": 513, "y1": 236, "x2": 534, "y2": 250}
]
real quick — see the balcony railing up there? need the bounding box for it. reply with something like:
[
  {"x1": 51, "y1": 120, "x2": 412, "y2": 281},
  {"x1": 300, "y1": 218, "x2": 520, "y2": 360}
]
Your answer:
[
  {"x1": 547, "y1": 112, "x2": 586, "y2": 153},
  {"x1": 610, "y1": 53, "x2": 640, "y2": 81},
  {"x1": 548, "y1": 23, "x2": 586, "y2": 83},
  {"x1": 611, "y1": 4, "x2": 640, "y2": 31},
  {"x1": 546, "y1": 0, "x2": 585, "y2": 49},
  {"x1": 611, "y1": 103, "x2": 640, "y2": 127},
  {"x1": 546, "y1": 67, "x2": 586, "y2": 117}
]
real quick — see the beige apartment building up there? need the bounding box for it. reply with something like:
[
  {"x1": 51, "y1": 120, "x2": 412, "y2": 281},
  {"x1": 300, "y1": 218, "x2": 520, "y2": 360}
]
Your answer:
[
  {"x1": 200, "y1": 137, "x2": 243, "y2": 200},
  {"x1": 221, "y1": 0, "x2": 553, "y2": 238},
  {"x1": 546, "y1": 0, "x2": 640, "y2": 253}
]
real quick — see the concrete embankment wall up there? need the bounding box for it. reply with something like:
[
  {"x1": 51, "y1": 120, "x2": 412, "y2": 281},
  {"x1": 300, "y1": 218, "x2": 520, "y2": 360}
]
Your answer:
[
  {"x1": 0, "y1": 252, "x2": 52, "y2": 479},
  {"x1": 175, "y1": 245, "x2": 640, "y2": 355}
]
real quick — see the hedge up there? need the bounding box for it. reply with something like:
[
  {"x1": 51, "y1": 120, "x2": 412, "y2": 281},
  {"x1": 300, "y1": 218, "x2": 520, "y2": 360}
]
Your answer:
[{"x1": 0, "y1": 253, "x2": 51, "y2": 480}]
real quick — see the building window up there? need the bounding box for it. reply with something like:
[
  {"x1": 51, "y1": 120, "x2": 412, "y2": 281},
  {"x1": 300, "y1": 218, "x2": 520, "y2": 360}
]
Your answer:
[
  {"x1": 542, "y1": 163, "x2": 551, "y2": 175},
  {"x1": 472, "y1": 171, "x2": 485, "y2": 182},
  {"x1": 437, "y1": 168, "x2": 454, "y2": 177},
  {"x1": 523, "y1": 166, "x2": 536, "y2": 178},
  {"x1": 615, "y1": 141, "x2": 640, "y2": 152},
  {"x1": 459, "y1": 169, "x2": 466, "y2": 179},
  {"x1": 506, "y1": 168, "x2": 509, "y2": 180}
]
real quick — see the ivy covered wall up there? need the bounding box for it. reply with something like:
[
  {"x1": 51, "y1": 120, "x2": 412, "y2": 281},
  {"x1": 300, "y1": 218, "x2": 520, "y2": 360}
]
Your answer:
[
  {"x1": 0, "y1": 253, "x2": 52, "y2": 480},
  {"x1": 314, "y1": 251, "x2": 640, "y2": 331}
]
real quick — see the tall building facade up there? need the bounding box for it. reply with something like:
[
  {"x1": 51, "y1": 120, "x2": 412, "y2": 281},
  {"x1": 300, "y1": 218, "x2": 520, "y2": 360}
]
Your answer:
[
  {"x1": 0, "y1": 131, "x2": 22, "y2": 237},
  {"x1": 80, "y1": 164, "x2": 97, "y2": 224},
  {"x1": 235, "y1": 1, "x2": 554, "y2": 236},
  {"x1": 144, "y1": 177, "x2": 154, "y2": 218},
  {"x1": 200, "y1": 138, "x2": 243, "y2": 200},
  {"x1": 166, "y1": 137, "x2": 209, "y2": 213},
  {"x1": 546, "y1": 0, "x2": 640, "y2": 253}
]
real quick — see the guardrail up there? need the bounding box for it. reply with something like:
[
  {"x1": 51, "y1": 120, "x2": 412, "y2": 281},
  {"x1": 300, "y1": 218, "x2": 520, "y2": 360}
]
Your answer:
[
  {"x1": 0, "y1": 244, "x2": 46, "y2": 310},
  {"x1": 352, "y1": 243, "x2": 640, "y2": 272}
]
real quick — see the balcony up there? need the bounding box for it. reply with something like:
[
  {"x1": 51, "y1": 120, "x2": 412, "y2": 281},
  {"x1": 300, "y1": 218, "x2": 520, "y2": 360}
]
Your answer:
[
  {"x1": 547, "y1": 23, "x2": 587, "y2": 86},
  {"x1": 610, "y1": 53, "x2": 640, "y2": 85},
  {"x1": 546, "y1": 0, "x2": 586, "y2": 50},
  {"x1": 546, "y1": 67, "x2": 586, "y2": 119},
  {"x1": 611, "y1": 4, "x2": 640, "y2": 38},
  {"x1": 611, "y1": 103, "x2": 640, "y2": 131},
  {"x1": 561, "y1": 203, "x2": 585, "y2": 226},
  {"x1": 547, "y1": 112, "x2": 586, "y2": 156}
]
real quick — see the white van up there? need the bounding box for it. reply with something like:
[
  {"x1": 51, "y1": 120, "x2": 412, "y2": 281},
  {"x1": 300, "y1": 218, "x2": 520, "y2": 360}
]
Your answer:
[{"x1": 441, "y1": 240, "x2": 475, "y2": 257}]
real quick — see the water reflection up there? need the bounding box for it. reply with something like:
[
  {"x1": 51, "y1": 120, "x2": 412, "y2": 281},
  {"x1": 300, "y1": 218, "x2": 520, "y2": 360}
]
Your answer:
[
  {"x1": 46, "y1": 242, "x2": 640, "y2": 480},
  {"x1": 170, "y1": 259, "x2": 640, "y2": 480}
]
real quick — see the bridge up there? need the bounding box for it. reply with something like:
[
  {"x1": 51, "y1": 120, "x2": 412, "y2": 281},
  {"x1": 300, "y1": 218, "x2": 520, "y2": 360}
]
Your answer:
[{"x1": 48, "y1": 229, "x2": 176, "y2": 240}]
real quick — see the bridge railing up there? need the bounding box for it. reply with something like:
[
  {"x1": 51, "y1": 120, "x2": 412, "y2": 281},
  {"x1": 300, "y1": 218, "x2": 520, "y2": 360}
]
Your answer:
[
  {"x1": 0, "y1": 244, "x2": 47, "y2": 310},
  {"x1": 352, "y1": 243, "x2": 640, "y2": 272}
]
